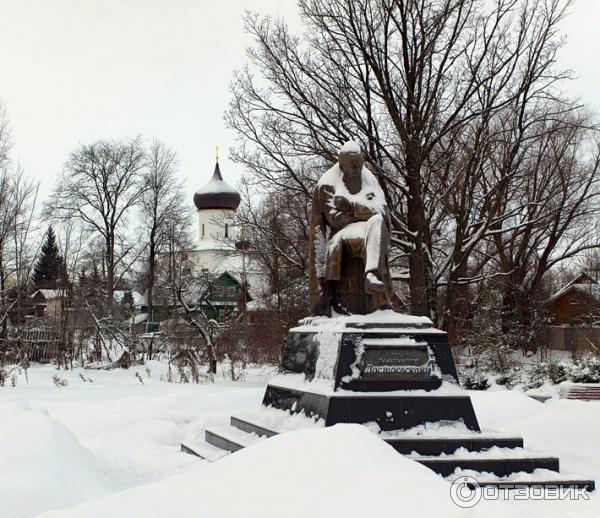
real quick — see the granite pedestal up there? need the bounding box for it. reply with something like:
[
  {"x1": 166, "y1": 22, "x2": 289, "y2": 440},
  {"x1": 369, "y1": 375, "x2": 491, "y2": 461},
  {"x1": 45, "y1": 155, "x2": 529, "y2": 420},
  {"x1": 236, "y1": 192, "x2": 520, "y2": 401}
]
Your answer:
[{"x1": 262, "y1": 311, "x2": 480, "y2": 431}]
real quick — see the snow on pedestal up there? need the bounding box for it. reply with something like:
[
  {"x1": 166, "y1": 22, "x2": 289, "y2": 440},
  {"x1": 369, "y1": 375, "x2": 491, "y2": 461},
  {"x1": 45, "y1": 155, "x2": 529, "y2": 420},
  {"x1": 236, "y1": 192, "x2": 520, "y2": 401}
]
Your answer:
[
  {"x1": 292, "y1": 309, "x2": 438, "y2": 333},
  {"x1": 267, "y1": 309, "x2": 449, "y2": 397}
]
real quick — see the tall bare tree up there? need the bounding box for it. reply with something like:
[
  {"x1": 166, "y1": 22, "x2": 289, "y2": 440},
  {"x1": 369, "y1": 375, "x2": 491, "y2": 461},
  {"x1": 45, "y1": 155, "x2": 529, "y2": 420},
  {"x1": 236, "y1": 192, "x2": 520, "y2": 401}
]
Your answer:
[
  {"x1": 139, "y1": 139, "x2": 185, "y2": 325},
  {"x1": 488, "y1": 110, "x2": 600, "y2": 350},
  {"x1": 0, "y1": 104, "x2": 39, "y2": 345},
  {"x1": 228, "y1": 0, "x2": 574, "y2": 325},
  {"x1": 48, "y1": 139, "x2": 146, "y2": 314}
]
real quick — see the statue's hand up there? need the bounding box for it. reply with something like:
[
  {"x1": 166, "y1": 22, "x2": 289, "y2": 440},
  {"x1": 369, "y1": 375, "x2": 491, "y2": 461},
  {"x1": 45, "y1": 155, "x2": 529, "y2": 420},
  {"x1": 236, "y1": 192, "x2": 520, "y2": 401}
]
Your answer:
[{"x1": 333, "y1": 196, "x2": 353, "y2": 214}]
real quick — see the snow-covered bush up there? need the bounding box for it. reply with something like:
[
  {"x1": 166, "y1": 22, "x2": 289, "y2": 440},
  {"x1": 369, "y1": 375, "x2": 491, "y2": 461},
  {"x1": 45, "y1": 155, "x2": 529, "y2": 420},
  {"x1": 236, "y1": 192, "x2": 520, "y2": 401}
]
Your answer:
[
  {"x1": 524, "y1": 354, "x2": 600, "y2": 386},
  {"x1": 568, "y1": 353, "x2": 600, "y2": 383},
  {"x1": 458, "y1": 331, "x2": 522, "y2": 390},
  {"x1": 0, "y1": 364, "x2": 23, "y2": 387},
  {"x1": 0, "y1": 400, "x2": 109, "y2": 515},
  {"x1": 495, "y1": 372, "x2": 519, "y2": 390},
  {"x1": 460, "y1": 369, "x2": 490, "y2": 390},
  {"x1": 52, "y1": 374, "x2": 68, "y2": 387},
  {"x1": 525, "y1": 361, "x2": 569, "y2": 389}
]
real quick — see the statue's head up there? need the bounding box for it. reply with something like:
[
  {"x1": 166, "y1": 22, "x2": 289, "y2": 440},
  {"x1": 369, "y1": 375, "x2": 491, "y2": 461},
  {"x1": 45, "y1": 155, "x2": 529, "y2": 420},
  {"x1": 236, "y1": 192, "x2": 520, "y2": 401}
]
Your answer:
[{"x1": 338, "y1": 140, "x2": 364, "y2": 178}]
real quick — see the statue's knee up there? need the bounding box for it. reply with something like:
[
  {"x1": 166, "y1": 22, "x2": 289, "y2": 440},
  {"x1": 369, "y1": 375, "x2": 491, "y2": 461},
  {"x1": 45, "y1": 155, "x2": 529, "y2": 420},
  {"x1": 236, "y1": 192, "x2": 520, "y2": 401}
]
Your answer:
[{"x1": 367, "y1": 213, "x2": 384, "y2": 228}]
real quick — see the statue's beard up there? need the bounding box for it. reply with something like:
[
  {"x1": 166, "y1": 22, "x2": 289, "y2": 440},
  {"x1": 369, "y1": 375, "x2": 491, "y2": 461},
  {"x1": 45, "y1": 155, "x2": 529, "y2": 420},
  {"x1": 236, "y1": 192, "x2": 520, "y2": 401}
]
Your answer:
[
  {"x1": 341, "y1": 167, "x2": 362, "y2": 194},
  {"x1": 339, "y1": 153, "x2": 364, "y2": 194}
]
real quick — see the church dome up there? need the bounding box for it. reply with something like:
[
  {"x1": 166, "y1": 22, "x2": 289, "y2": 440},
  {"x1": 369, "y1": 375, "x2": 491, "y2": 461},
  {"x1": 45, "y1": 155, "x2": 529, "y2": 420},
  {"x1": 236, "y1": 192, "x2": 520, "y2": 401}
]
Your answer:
[{"x1": 193, "y1": 161, "x2": 241, "y2": 211}]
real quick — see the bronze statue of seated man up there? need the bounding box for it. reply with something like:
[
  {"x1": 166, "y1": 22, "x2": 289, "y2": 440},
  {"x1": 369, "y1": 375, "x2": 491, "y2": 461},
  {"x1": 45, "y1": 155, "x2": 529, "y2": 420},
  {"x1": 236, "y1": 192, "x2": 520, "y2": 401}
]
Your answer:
[{"x1": 309, "y1": 140, "x2": 392, "y2": 315}]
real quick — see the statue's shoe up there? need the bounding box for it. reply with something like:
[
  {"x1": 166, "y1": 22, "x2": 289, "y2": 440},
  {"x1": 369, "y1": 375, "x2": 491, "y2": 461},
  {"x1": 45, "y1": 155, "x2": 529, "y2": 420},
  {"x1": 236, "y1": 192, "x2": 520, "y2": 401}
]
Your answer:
[
  {"x1": 331, "y1": 302, "x2": 350, "y2": 315},
  {"x1": 365, "y1": 272, "x2": 386, "y2": 294}
]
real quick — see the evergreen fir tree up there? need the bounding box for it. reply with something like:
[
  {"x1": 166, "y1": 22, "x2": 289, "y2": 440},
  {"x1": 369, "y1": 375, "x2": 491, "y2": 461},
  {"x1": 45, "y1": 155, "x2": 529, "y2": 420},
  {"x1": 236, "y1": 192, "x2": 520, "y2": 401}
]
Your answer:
[{"x1": 32, "y1": 227, "x2": 63, "y2": 288}]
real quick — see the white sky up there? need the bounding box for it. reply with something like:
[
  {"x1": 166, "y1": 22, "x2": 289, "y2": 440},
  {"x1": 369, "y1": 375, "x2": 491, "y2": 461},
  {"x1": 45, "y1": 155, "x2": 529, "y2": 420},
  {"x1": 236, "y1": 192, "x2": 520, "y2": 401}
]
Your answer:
[
  {"x1": 0, "y1": 0, "x2": 301, "y2": 201},
  {"x1": 0, "y1": 0, "x2": 598, "y2": 204}
]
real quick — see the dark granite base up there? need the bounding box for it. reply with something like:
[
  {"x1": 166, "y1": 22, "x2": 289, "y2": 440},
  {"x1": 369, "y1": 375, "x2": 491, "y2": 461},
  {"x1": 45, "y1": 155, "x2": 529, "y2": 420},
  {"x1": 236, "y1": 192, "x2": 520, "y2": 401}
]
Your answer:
[
  {"x1": 281, "y1": 328, "x2": 458, "y2": 392},
  {"x1": 262, "y1": 385, "x2": 481, "y2": 431}
]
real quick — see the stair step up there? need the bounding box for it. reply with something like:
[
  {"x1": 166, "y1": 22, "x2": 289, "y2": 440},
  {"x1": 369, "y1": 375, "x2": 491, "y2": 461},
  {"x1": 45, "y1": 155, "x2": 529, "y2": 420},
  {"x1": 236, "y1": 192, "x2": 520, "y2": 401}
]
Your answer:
[
  {"x1": 409, "y1": 453, "x2": 559, "y2": 477},
  {"x1": 385, "y1": 436, "x2": 523, "y2": 455},
  {"x1": 180, "y1": 441, "x2": 230, "y2": 462},
  {"x1": 205, "y1": 425, "x2": 266, "y2": 453},
  {"x1": 193, "y1": 421, "x2": 594, "y2": 491},
  {"x1": 230, "y1": 413, "x2": 524, "y2": 456},
  {"x1": 230, "y1": 416, "x2": 279, "y2": 438},
  {"x1": 560, "y1": 384, "x2": 600, "y2": 400}
]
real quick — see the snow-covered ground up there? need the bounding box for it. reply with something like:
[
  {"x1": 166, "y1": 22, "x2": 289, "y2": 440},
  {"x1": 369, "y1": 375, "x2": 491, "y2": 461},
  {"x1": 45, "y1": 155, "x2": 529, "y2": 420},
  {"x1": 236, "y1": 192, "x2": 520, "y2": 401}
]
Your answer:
[{"x1": 1, "y1": 363, "x2": 599, "y2": 517}]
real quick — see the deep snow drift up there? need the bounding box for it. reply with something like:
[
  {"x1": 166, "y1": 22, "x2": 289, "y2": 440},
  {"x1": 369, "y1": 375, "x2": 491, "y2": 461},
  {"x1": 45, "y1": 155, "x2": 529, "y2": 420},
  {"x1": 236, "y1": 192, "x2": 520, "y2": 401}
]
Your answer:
[
  {"x1": 39, "y1": 424, "x2": 462, "y2": 518},
  {"x1": 0, "y1": 400, "x2": 109, "y2": 518},
  {"x1": 1, "y1": 364, "x2": 599, "y2": 518}
]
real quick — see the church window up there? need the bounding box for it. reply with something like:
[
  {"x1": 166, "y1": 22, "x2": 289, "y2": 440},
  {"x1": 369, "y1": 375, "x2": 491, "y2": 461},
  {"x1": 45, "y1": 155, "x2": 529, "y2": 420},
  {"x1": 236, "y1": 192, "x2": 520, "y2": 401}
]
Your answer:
[
  {"x1": 225, "y1": 223, "x2": 229, "y2": 238},
  {"x1": 202, "y1": 224, "x2": 205, "y2": 238}
]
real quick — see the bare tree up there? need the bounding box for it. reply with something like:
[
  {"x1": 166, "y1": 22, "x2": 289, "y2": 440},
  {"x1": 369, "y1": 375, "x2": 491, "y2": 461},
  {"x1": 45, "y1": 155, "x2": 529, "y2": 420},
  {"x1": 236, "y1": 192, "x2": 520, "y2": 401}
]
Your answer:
[
  {"x1": 154, "y1": 218, "x2": 219, "y2": 376},
  {"x1": 0, "y1": 167, "x2": 39, "y2": 343},
  {"x1": 48, "y1": 139, "x2": 146, "y2": 315},
  {"x1": 139, "y1": 139, "x2": 186, "y2": 326},
  {"x1": 228, "y1": 0, "x2": 574, "y2": 325},
  {"x1": 0, "y1": 104, "x2": 39, "y2": 351},
  {"x1": 487, "y1": 111, "x2": 600, "y2": 350},
  {"x1": 236, "y1": 182, "x2": 309, "y2": 307}
]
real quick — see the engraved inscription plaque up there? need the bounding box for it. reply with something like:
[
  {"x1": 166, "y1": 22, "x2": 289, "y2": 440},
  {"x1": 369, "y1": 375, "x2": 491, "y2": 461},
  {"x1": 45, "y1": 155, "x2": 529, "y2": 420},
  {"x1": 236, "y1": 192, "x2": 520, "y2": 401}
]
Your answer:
[{"x1": 358, "y1": 345, "x2": 438, "y2": 382}]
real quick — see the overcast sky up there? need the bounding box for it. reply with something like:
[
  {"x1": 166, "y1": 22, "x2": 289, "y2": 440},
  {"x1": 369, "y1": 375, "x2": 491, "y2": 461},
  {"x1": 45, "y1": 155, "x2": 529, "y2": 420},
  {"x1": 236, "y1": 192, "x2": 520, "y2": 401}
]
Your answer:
[{"x1": 0, "y1": 0, "x2": 598, "y2": 204}]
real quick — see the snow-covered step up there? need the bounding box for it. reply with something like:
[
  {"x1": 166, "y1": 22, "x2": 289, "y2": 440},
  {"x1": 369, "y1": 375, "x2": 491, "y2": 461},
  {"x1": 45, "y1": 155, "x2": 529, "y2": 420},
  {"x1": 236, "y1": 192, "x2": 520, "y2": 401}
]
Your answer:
[
  {"x1": 447, "y1": 469, "x2": 596, "y2": 491},
  {"x1": 408, "y1": 450, "x2": 560, "y2": 477},
  {"x1": 230, "y1": 416, "x2": 279, "y2": 438},
  {"x1": 205, "y1": 424, "x2": 268, "y2": 453},
  {"x1": 180, "y1": 440, "x2": 230, "y2": 462},
  {"x1": 230, "y1": 412, "x2": 524, "y2": 456},
  {"x1": 560, "y1": 383, "x2": 600, "y2": 400},
  {"x1": 183, "y1": 417, "x2": 594, "y2": 491},
  {"x1": 232, "y1": 408, "x2": 325, "y2": 434},
  {"x1": 384, "y1": 435, "x2": 523, "y2": 455}
]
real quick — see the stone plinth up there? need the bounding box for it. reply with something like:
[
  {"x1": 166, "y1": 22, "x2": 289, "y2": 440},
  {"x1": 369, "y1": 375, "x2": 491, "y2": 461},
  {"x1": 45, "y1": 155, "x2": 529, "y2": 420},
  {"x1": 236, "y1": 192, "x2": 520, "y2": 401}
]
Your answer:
[{"x1": 261, "y1": 310, "x2": 480, "y2": 431}]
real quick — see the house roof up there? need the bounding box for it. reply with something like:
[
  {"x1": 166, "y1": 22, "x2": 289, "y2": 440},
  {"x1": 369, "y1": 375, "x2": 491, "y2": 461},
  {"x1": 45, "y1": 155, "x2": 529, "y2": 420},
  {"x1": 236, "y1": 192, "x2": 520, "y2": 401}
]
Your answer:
[
  {"x1": 31, "y1": 288, "x2": 147, "y2": 306},
  {"x1": 125, "y1": 313, "x2": 149, "y2": 325},
  {"x1": 548, "y1": 272, "x2": 600, "y2": 304},
  {"x1": 31, "y1": 289, "x2": 68, "y2": 301},
  {"x1": 113, "y1": 290, "x2": 146, "y2": 307}
]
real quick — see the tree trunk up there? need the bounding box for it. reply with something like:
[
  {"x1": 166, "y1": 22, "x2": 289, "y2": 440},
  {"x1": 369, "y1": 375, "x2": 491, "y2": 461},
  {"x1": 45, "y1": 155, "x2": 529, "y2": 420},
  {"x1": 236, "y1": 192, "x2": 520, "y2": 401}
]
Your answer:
[
  {"x1": 444, "y1": 260, "x2": 470, "y2": 346},
  {"x1": 405, "y1": 157, "x2": 432, "y2": 318},
  {"x1": 147, "y1": 236, "x2": 156, "y2": 328},
  {"x1": 106, "y1": 235, "x2": 114, "y2": 315}
]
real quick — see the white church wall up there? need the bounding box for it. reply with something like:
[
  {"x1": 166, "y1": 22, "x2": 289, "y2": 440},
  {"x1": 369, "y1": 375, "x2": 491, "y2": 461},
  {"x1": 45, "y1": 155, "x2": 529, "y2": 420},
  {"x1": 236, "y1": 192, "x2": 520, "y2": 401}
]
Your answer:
[{"x1": 197, "y1": 208, "x2": 237, "y2": 243}]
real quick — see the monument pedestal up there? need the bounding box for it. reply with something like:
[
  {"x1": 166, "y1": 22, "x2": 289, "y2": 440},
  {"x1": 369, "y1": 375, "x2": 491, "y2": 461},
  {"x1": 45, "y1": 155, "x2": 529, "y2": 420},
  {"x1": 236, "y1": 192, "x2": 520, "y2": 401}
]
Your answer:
[
  {"x1": 261, "y1": 310, "x2": 480, "y2": 431},
  {"x1": 181, "y1": 310, "x2": 595, "y2": 492}
]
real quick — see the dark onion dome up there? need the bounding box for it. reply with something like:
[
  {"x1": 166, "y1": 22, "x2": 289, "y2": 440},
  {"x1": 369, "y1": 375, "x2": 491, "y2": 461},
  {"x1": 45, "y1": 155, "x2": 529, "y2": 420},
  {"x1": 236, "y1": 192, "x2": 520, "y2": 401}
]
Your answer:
[{"x1": 193, "y1": 161, "x2": 241, "y2": 211}]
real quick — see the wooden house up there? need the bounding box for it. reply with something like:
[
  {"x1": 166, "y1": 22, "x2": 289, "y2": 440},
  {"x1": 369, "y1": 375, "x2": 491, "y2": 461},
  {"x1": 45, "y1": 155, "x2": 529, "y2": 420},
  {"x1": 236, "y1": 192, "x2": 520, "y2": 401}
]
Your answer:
[{"x1": 547, "y1": 273, "x2": 600, "y2": 326}]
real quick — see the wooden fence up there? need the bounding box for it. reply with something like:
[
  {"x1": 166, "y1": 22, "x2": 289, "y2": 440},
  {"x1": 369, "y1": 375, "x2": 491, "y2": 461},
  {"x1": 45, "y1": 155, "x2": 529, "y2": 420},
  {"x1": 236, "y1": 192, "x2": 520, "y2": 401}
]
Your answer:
[
  {"x1": 546, "y1": 326, "x2": 600, "y2": 353},
  {"x1": 3, "y1": 328, "x2": 62, "y2": 362}
]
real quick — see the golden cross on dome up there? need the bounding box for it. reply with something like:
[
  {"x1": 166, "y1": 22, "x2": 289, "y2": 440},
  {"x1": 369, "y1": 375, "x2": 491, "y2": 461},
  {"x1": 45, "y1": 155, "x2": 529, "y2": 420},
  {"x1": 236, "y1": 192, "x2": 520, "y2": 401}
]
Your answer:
[{"x1": 216, "y1": 145, "x2": 219, "y2": 163}]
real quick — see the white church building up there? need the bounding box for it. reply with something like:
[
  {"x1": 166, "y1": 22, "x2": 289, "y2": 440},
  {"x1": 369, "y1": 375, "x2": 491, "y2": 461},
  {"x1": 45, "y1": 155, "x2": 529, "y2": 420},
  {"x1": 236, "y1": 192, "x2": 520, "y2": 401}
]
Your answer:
[
  {"x1": 185, "y1": 159, "x2": 264, "y2": 317},
  {"x1": 190, "y1": 159, "x2": 243, "y2": 272}
]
